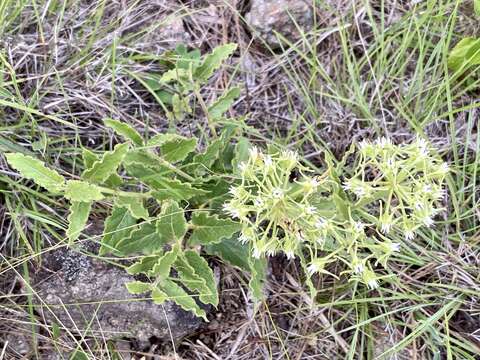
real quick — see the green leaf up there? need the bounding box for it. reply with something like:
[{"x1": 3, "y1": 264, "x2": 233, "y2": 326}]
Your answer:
[
  {"x1": 64, "y1": 180, "x2": 104, "y2": 202},
  {"x1": 149, "y1": 245, "x2": 179, "y2": 279},
  {"x1": 82, "y1": 142, "x2": 129, "y2": 183},
  {"x1": 150, "y1": 178, "x2": 208, "y2": 202},
  {"x1": 139, "y1": 72, "x2": 163, "y2": 91},
  {"x1": 205, "y1": 235, "x2": 250, "y2": 271},
  {"x1": 82, "y1": 148, "x2": 98, "y2": 169},
  {"x1": 448, "y1": 37, "x2": 480, "y2": 73},
  {"x1": 82, "y1": 148, "x2": 122, "y2": 187},
  {"x1": 126, "y1": 281, "x2": 152, "y2": 294},
  {"x1": 232, "y1": 137, "x2": 251, "y2": 174},
  {"x1": 195, "y1": 43, "x2": 237, "y2": 83},
  {"x1": 126, "y1": 255, "x2": 159, "y2": 275},
  {"x1": 116, "y1": 196, "x2": 149, "y2": 220},
  {"x1": 159, "y1": 279, "x2": 207, "y2": 320},
  {"x1": 189, "y1": 212, "x2": 242, "y2": 245},
  {"x1": 104, "y1": 118, "x2": 143, "y2": 146},
  {"x1": 147, "y1": 134, "x2": 197, "y2": 163},
  {"x1": 475, "y1": 0, "x2": 480, "y2": 15},
  {"x1": 116, "y1": 222, "x2": 166, "y2": 255},
  {"x1": 184, "y1": 250, "x2": 218, "y2": 306},
  {"x1": 249, "y1": 257, "x2": 267, "y2": 302},
  {"x1": 124, "y1": 149, "x2": 163, "y2": 168},
  {"x1": 174, "y1": 254, "x2": 210, "y2": 303},
  {"x1": 160, "y1": 68, "x2": 190, "y2": 83},
  {"x1": 208, "y1": 87, "x2": 240, "y2": 119},
  {"x1": 100, "y1": 206, "x2": 137, "y2": 255},
  {"x1": 5, "y1": 153, "x2": 65, "y2": 193},
  {"x1": 151, "y1": 286, "x2": 168, "y2": 304},
  {"x1": 66, "y1": 201, "x2": 92, "y2": 243},
  {"x1": 156, "y1": 200, "x2": 187, "y2": 242}
]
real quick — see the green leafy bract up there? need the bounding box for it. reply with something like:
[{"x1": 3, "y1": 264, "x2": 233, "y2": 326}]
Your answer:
[
  {"x1": 116, "y1": 196, "x2": 149, "y2": 220},
  {"x1": 156, "y1": 200, "x2": 187, "y2": 243},
  {"x1": 208, "y1": 87, "x2": 241, "y2": 119},
  {"x1": 5, "y1": 153, "x2": 65, "y2": 193},
  {"x1": 147, "y1": 134, "x2": 197, "y2": 163},
  {"x1": 194, "y1": 43, "x2": 237, "y2": 83}
]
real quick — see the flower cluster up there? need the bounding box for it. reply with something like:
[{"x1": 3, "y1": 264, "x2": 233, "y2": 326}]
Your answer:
[
  {"x1": 345, "y1": 137, "x2": 449, "y2": 241},
  {"x1": 223, "y1": 139, "x2": 449, "y2": 292},
  {"x1": 224, "y1": 147, "x2": 331, "y2": 260}
]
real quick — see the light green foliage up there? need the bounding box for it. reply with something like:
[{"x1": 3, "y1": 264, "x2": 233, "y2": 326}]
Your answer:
[
  {"x1": 189, "y1": 212, "x2": 243, "y2": 245},
  {"x1": 64, "y1": 180, "x2": 104, "y2": 202},
  {"x1": 448, "y1": 37, "x2": 480, "y2": 74},
  {"x1": 194, "y1": 43, "x2": 237, "y2": 83},
  {"x1": 5, "y1": 153, "x2": 65, "y2": 193},
  {"x1": 82, "y1": 142, "x2": 129, "y2": 183},
  {"x1": 151, "y1": 178, "x2": 208, "y2": 202},
  {"x1": 116, "y1": 196, "x2": 149, "y2": 219},
  {"x1": 208, "y1": 87, "x2": 241, "y2": 119},
  {"x1": 125, "y1": 281, "x2": 151, "y2": 294},
  {"x1": 156, "y1": 200, "x2": 187, "y2": 242},
  {"x1": 100, "y1": 205, "x2": 137, "y2": 255},
  {"x1": 183, "y1": 250, "x2": 218, "y2": 305},
  {"x1": 147, "y1": 134, "x2": 197, "y2": 163},
  {"x1": 104, "y1": 118, "x2": 143, "y2": 146},
  {"x1": 66, "y1": 201, "x2": 92, "y2": 243},
  {"x1": 115, "y1": 223, "x2": 164, "y2": 255}
]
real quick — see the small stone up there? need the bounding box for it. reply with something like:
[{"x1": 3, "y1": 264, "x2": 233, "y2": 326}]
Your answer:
[
  {"x1": 30, "y1": 244, "x2": 204, "y2": 343},
  {"x1": 245, "y1": 0, "x2": 313, "y2": 48}
]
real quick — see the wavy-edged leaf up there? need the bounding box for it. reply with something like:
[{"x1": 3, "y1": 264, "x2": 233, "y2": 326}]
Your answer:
[
  {"x1": 174, "y1": 254, "x2": 209, "y2": 303},
  {"x1": 160, "y1": 279, "x2": 207, "y2": 320},
  {"x1": 149, "y1": 245, "x2": 179, "y2": 279},
  {"x1": 5, "y1": 153, "x2": 65, "y2": 193},
  {"x1": 116, "y1": 196, "x2": 149, "y2": 220},
  {"x1": 232, "y1": 137, "x2": 251, "y2": 174},
  {"x1": 195, "y1": 43, "x2": 237, "y2": 83},
  {"x1": 151, "y1": 286, "x2": 168, "y2": 304},
  {"x1": 147, "y1": 134, "x2": 197, "y2": 163},
  {"x1": 82, "y1": 148, "x2": 122, "y2": 187},
  {"x1": 156, "y1": 200, "x2": 187, "y2": 242},
  {"x1": 184, "y1": 250, "x2": 218, "y2": 306},
  {"x1": 100, "y1": 205, "x2": 137, "y2": 255},
  {"x1": 104, "y1": 118, "x2": 143, "y2": 146},
  {"x1": 151, "y1": 178, "x2": 208, "y2": 202},
  {"x1": 189, "y1": 212, "x2": 242, "y2": 245},
  {"x1": 448, "y1": 37, "x2": 480, "y2": 73},
  {"x1": 208, "y1": 87, "x2": 240, "y2": 119},
  {"x1": 66, "y1": 201, "x2": 91, "y2": 243},
  {"x1": 205, "y1": 235, "x2": 250, "y2": 271},
  {"x1": 116, "y1": 222, "x2": 166, "y2": 255},
  {"x1": 64, "y1": 180, "x2": 104, "y2": 202},
  {"x1": 126, "y1": 281, "x2": 152, "y2": 294},
  {"x1": 160, "y1": 68, "x2": 190, "y2": 83},
  {"x1": 126, "y1": 255, "x2": 159, "y2": 275},
  {"x1": 248, "y1": 257, "x2": 267, "y2": 302},
  {"x1": 82, "y1": 142, "x2": 129, "y2": 183}
]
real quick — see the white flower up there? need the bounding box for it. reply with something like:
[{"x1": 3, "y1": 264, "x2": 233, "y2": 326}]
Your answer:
[
  {"x1": 249, "y1": 146, "x2": 260, "y2": 161},
  {"x1": 307, "y1": 260, "x2": 324, "y2": 275},
  {"x1": 416, "y1": 138, "x2": 429, "y2": 158},
  {"x1": 263, "y1": 155, "x2": 273, "y2": 168},
  {"x1": 433, "y1": 188, "x2": 446, "y2": 200},
  {"x1": 385, "y1": 157, "x2": 396, "y2": 168},
  {"x1": 367, "y1": 279, "x2": 379, "y2": 290},
  {"x1": 316, "y1": 217, "x2": 328, "y2": 230},
  {"x1": 239, "y1": 234, "x2": 250, "y2": 244},
  {"x1": 281, "y1": 150, "x2": 298, "y2": 163},
  {"x1": 359, "y1": 140, "x2": 370, "y2": 151},
  {"x1": 285, "y1": 250, "x2": 295, "y2": 260},
  {"x1": 223, "y1": 203, "x2": 241, "y2": 219},
  {"x1": 304, "y1": 205, "x2": 316, "y2": 215},
  {"x1": 353, "y1": 263, "x2": 364, "y2": 274},
  {"x1": 390, "y1": 243, "x2": 400, "y2": 252},
  {"x1": 376, "y1": 137, "x2": 392, "y2": 148},
  {"x1": 352, "y1": 221, "x2": 364, "y2": 233},
  {"x1": 422, "y1": 216, "x2": 434, "y2": 228},
  {"x1": 238, "y1": 162, "x2": 248, "y2": 174},
  {"x1": 414, "y1": 201, "x2": 424, "y2": 210},
  {"x1": 439, "y1": 162, "x2": 449, "y2": 175},
  {"x1": 422, "y1": 184, "x2": 432, "y2": 194},
  {"x1": 404, "y1": 230, "x2": 415, "y2": 241},
  {"x1": 229, "y1": 186, "x2": 242, "y2": 198},
  {"x1": 266, "y1": 248, "x2": 276, "y2": 257},
  {"x1": 272, "y1": 187, "x2": 284, "y2": 199},
  {"x1": 254, "y1": 197, "x2": 265, "y2": 208},
  {"x1": 380, "y1": 221, "x2": 392, "y2": 234},
  {"x1": 252, "y1": 247, "x2": 262, "y2": 259}
]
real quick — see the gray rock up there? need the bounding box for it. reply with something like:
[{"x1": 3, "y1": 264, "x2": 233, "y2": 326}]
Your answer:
[
  {"x1": 31, "y1": 244, "x2": 203, "y2": 343},
  {"x1": 245, "y1": 0, "x2": 313, "y2": 48}
]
